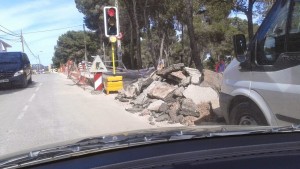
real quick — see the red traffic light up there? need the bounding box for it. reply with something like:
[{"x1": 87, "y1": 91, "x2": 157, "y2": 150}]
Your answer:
[{"x1": 108, "y1": 8, "x2": 116, "y2": 17}]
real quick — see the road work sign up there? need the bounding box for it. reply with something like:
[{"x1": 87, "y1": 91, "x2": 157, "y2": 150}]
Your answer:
[{"x1": 90, "y1": 55, "x2": 108, "y2": 73}]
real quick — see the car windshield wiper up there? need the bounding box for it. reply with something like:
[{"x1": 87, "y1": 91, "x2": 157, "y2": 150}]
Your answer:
[{"x1": 1, "y1": 125, "x2": 300, "y2": 168}]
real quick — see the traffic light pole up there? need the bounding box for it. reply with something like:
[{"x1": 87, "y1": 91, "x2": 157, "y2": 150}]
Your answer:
[{"x1": 111, "y1": 42, "x2": 116, "y2": 75}]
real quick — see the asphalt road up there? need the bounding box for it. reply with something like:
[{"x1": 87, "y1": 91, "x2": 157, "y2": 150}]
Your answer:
[{"x1": 0, "y1": 73, "x2": 155, "y2": 156}]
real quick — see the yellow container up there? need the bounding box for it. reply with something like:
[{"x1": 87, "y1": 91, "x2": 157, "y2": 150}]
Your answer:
[
  {"x1": 106, "y1": 81, "x2": 123, "y2": 87},
  {"x1": 106, "y1": 76, "x2": 123, "y2": 82},
  {"x1": 104, "y1": 76, "x2": 123, "y2": 94}
]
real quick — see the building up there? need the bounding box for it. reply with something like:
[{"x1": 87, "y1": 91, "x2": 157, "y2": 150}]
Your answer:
[{"x1": 0, "y1": 39, "x2": 11, "y2": 52}]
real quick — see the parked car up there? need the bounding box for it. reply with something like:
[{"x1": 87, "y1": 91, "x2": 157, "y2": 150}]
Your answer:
[
  {"x1": 220, "y1": 0, "x2": 300, "y2": 126},
  {"x1": 0, "y1": 52, "x2": 32, "y2": 88}
]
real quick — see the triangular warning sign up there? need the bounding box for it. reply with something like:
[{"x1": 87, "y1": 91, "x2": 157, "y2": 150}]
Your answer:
[{"x1": 90, "y1": 55, "x2": 108, "y2": 73}]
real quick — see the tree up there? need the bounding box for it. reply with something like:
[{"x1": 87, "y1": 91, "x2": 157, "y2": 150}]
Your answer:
[
  {"x1": 71, "y1": 0, "x2": 268, "y2": 72},
  {"x1": 132, "y1": 0, "x2": 142, "y2": 69},
  {"x1": 75, "y1": 0, "x2": 111, "y2": 49},
  {"x1": 232, "y1": 0, "x2": 275, "y2": 40},
  {"x1": 52, "y1": 31, "x2": 100, "y2": 68},
  {"x1": 185, "y1": 0, "x2": 203, "y2": 71}
]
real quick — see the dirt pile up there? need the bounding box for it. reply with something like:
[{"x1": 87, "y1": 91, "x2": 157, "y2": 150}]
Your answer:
[{"x1": 116, "y1": 63, "x2": 222, "y2": 126}]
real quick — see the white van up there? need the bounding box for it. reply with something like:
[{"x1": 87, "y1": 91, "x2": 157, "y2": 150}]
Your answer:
[{"x1": 220, "y1": 0, "x2": 300, "y2": 126}]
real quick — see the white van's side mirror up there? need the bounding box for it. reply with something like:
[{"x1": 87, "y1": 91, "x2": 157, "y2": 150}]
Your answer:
[{"x1": 233, "y1": 34, "x2": 247, "y2": 63}]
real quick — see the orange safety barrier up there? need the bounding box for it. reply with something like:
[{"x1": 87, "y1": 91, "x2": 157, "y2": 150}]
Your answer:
[{"x1": 60, "y1": 60, "x2": 92, "y2": 90}]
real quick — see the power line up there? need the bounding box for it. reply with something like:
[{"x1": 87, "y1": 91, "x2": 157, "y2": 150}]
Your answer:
[
  {"x1": 23, "y1": 38, "x2": 38, "y2": 60},
  {"x1": 0, "y1": 37, "x2": 20, "y2": 42},
  {"x1": 0, "y1": 28, "x2": 20, "y2": 37},
  {"x1": 0, "y1": 25, "x2": 19, "y2": 36},
  {"x1": 22, "y1": 25, "x2": 82, "y2": 34}
]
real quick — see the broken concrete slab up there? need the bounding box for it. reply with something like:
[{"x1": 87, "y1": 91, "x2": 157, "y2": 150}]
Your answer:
[
  {"x1": 140, "y1": 77, "x2": 154, "y2": 90},
  {"x1": 131, "y1": 81, "x2": 161, "y2": 105},
  {"x1": 197, "y1": 102, "x2": 212, "y2": 120},
  {"x1": 140, "y1": 109, "x2": 151, "y2": 116},
  {"x1": 177, "y1": 115, "x2": 185, "y2": 124},
  {"x1": 155, "y1": 114, "x2": 170, "y2": 122},
  {"x1": 148, "y1": 116, "x2": 154, "y2": 122},
  {"x1": 183, "y1": 85, "x2": 219, "y2": 104},
  {"x1": 179, "y1": 76, "x2": 191, "y2": 87},
  {"x1": 173, "y1": 86, "x2": 184, "y2": 98},
  {"x1": 124, "y1": 85, "x2": 139, "y2": 99},
  {"x1": 158, "y1": 103, "x2": 169, "y2": 113},
  {"x1": 181, "y1": 116, "x2": 198, "y2": 126},
  {"x1": 167, "y1": 71, "x2": 186, "y2": 83},
  {"x1": 168, "y1": 102, "x2": 181, "y2": 122},
  {"x1": 147, "y1": 100, "x2": 165, "y2": 112},
  {"x1": 119, "y1": 98, "x2": 129, "y2": 102},
  {"x1": 184, "y1": 67, "x2": 202, "y2": 85},
  {"x1": 148, "y1": 82, "x2": 177, "y2": 101},
  {"x1": 132, "y1": 92, "x2": 148, "y2": 105},
  {"x1": 157, "y1": 63, "x2": 185, "y2": 77},
  {"x1": 125, "y1": 107, "x2": 144, "y2": 113},
  {"x1": 179, "y1": 98, "x2": 200, "y2": 117}
]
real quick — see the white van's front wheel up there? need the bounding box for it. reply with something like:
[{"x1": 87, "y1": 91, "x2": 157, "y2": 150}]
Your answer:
[
  {"x1": 230, "y1": 102, "x2": 268, "y2": 126},
  {"x1": 239, "y1": 116, "x2": 258, "y2": 125}
]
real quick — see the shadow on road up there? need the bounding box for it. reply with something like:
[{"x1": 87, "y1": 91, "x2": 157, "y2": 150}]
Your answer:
[{"x1": 0, "y1": 81, "x2": 39, "y2": 95}]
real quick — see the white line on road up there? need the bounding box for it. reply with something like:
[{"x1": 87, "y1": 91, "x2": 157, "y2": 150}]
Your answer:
[
  {"x1": 28, "y1": 94, "x2": 36, "y2": 102},
  {"x1": 17, "y1": 112, "x2": 25, "y2": 120},
  {"x1": 22, "y1": 105, "x2": 29, "y2": 112},
  {"x1": 39, "y1": 83, "x2": 43, "y2": 87},
  {"x1": 35, "y1": 87, "x2": 40, "y2": 92},
  {"x1": 18, "y1": 105, "x2": 29, "y2": 120}
]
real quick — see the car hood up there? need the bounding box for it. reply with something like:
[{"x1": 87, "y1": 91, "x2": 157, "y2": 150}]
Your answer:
[
  {"x1": 0, "y1": 64, "x2": 21, "y2": 73},
  {"x1": 0, "y1": 125, "x2": 282, "y2": 161}
]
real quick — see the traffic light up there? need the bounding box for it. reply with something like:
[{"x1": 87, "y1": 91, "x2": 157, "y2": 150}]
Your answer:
[{"x1": 104, "y1": 6, "x2": 119, "y2": 37}]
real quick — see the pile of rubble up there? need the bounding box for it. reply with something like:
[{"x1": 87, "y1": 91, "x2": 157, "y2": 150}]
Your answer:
[{"x1": 116, "y1": 63, "x2": 221, "y2": 126}]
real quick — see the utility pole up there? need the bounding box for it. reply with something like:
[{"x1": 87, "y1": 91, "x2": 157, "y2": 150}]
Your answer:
[
  {"x1": 38, "y1": 51, "x2": 42, "y2": 74},
  {"x1": 37, "y1": 55, "x2": 41, "y2": 73},
  {"x1": 83, "y1": 24, "x2": 87, "y2": 61},
  {"x1": 21, "y1": 30, "x2": 24, "y2": 52},
  {"x1": 115, "y1": 0, "x2": 122, "y2": 68}
]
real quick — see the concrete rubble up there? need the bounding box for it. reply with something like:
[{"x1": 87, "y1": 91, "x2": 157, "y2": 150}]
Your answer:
[{"x1": 116, "y1": 63, "x2": 223, "y2": 126}]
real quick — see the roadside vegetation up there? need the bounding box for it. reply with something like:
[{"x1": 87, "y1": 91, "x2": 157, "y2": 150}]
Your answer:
[{"x1": 52, "y1": 0, "x2": 274, "y2": 71}]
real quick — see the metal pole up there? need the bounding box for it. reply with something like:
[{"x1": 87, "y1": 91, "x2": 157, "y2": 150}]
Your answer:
[
  {"x1": 21, "y1": 30, "x2": 24, "y2": 53},
  {"x1": 38, "y1": 55, "x2": 41, "y2": 73},
  {"x1": 83, "y1": 24, "x2": 87, "y2": 61},
  {"x1": 112, "y1": 43, "x2": 116, "y2": 75}
]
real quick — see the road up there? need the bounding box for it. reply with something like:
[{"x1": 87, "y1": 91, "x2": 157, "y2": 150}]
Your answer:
[{"x1": 0, "y1": 73, "x2": 155, "y2": 156}]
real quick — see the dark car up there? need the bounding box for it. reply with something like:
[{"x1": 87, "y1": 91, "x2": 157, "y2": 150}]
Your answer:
[{"x1": 0, "y1": 52, "x2": 32, "y2": 88}]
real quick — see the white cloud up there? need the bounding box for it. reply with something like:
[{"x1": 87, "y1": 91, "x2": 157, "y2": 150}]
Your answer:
[{"x1": 0, "y1": 0, "x2": 85, "y2": 66}]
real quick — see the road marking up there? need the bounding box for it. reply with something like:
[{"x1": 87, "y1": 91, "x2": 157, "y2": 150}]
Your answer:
[
  {"x1": 39, "y1": 83, "x2": 43, "y2": 87},
  {"x1": 18, "y1": 105, "x2": 29, "y2": 120},
  {"x1": 17, "y1": 112, "x2": 25, "y2": 120},
  {"x1": 22, "y1": 105, "x2": 29, "y2": 112},
  {"x1": 28, "y1": 94, "x2": 36, "y2": 102},
  {"x1": 35, "y1": 87, "x2": 40, "y2": 92}
]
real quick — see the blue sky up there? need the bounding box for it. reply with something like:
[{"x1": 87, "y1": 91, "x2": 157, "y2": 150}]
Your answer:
[{"x1": 0, "y1": 0, "x2": 84, "y2": 66}]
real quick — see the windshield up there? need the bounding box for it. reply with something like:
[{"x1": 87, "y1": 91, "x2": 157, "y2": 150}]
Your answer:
[
  {"x1": 0, "y1": 53, "x2": 21, "y2": 64},
  {"x1": 0, "y1": 0, "x2": 299, "y2": 162}
]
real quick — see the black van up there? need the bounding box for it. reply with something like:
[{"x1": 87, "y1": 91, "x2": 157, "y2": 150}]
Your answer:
[{"x1": 0, "y1": 52, "x2": 32, "y2": 88}]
